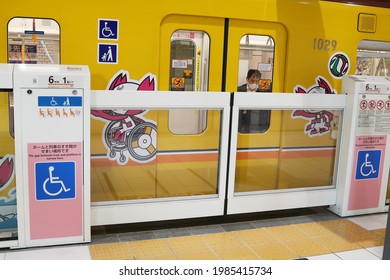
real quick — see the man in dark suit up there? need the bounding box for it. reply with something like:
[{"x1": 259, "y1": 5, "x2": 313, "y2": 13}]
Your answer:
[
  {"x1": 237, "y1": 69, "x2": 270, "y2": 133},
  {"x1": 237, "y1": 69, "x2": 261, "y2": 92}
]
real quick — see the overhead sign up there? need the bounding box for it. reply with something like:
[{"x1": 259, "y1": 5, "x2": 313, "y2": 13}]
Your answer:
[
  {"x1": 9, "y1": 44, "x2": 37, "y2": 53},
  {"x1": 24, "y1": 30, "x2": 44, "y2": 35}
]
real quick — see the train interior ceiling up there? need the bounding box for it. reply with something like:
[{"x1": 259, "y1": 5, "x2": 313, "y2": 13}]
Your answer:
[{"x1": 1, "y1": 0, "x2": 390, "y2": 252}]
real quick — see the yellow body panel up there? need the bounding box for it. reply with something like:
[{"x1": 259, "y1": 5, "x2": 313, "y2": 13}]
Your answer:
[{"x1": 1, "y1": 0, "x2": 389, "y2": 211}]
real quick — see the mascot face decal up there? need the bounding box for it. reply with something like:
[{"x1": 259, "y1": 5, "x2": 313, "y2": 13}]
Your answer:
[
  {"x1": 108, "y1": 71, "x2": 155, "y2": 91},
  {"x1": 0, "y1": 155, "x2": 14, "y2": 193},
  {"x1": 91, "y1": 70, "x2": 158, "y2": 165},
  {"x1": 0, "y1": 155, "x2": 16, "y2": 230},
  {"x1": 292, "y1": 76, "x2": 336, "y2": 137}
]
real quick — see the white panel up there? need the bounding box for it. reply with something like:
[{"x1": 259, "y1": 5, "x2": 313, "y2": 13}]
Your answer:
[
  {"x1": 234, "y1": 92, "x2": 347, "y2": 109},
  {"x1": 91, "y1": 90, "x2": 230, "y2": 109},
  {"x1": 0, "y1": 64, "x2": 14, "y2": 89},
  {"x1": 227, "y1": 189, "x2": 337, "y2": 214},
  {"x1": 91, "y1": 197, "x2": 223, "y2": 226},
  {"x1": 0, "y1": 240, "x2": 18, "y2": 249}
]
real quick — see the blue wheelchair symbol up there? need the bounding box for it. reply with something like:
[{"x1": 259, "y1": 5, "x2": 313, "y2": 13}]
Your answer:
[
  {"x1": 355, "y1": 150, "x2": 381, "y2": 180},
  {"x1": 98, "y1": 19, "x2": 118, "y2": 40},
  {"x1": 35, "y1": 162, "x2": 76, "y2": 200}
]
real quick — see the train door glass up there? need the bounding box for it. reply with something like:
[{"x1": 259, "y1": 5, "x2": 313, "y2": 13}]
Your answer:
[
  {"x1": 357, "y1": 40, "x2": 390, "y2": 205},
  {"x1": 8, "y1": 17, "x2": 60, "y2": 64},
  {"x1": 158, "y1": 29, "x2": 218, "y2": 198},
  {"x1": 170, "y1": 30, "x2": 209, "y2": 92},
  {"x1": 169, "y1": 30, "x2": 210, "y2": 135},
  {"x1": 225, "y1": 19, "x2": 287, "y2": 195},
  {"x1": 237, "y1": 34, "x2": 273, "y2": 133}
]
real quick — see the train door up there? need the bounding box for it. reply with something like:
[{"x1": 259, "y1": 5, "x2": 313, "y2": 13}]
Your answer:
[
  {"x1": 224, "y1": 19, "x2": 287, "y2": 214},
  {"x1": 159, "y1": 14, "x2": 225, "y2": 202},
  {"x1": 226, "y1": 19, "x2": 286, "y2": 191}
]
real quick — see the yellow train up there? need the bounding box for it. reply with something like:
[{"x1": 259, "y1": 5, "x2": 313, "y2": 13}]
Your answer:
[{"x1": 1, "y1": 0, "x2": 390, "y2": 229}]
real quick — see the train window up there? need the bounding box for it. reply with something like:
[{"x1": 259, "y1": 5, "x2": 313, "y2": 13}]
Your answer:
[
  {"x1": 356, "y1": 40, "x2": 390, "y2": 76},
  {"x1": 7, "y1": 17, "x2": 60, "y2": 64},
  {"x1": 237, "y1": 35, "x2": 274, "y2": 134},
  {"x1": 168, "y1": 30, "x2": 210, "y2": 135}
]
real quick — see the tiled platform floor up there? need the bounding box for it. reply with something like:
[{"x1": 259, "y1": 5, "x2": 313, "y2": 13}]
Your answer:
[{"x1": 0, "y1": 207, "x2": 388, "y2": 260}]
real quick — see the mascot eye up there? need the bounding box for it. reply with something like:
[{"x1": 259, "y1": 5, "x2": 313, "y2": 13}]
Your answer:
[{"x1": 116, "y1": 85, "x2": 124, "y2": 90}]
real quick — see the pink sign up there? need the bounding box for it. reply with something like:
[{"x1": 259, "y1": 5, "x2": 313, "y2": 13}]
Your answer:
[
  {"x1": 348, "y1": 135, "x2": 387, "y2": 210},
  {"x1": 28, "y1": 142, "x2": 83, "y2": 240}
]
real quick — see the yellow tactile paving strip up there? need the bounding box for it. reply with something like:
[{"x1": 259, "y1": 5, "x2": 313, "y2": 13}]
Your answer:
[{"x1": 89, "y1": 219, "x2": 385, "y2": 260}]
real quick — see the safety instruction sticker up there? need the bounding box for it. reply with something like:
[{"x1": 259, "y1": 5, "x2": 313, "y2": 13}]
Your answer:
[
  {"x1": 38, "y1": 96, "x2": 82, "y2": 107},
  {"x1": 27, "y1": 142, "x2": 83, "y2": 239},
  {"x1": 38, "y1": 96, "x2": 82, "y2": 118},
  {"x1": 358, "y1": 95, "x2": 390, "y2": 134},
  {"x1": 348, "y1": 135, "x2": 387, "y2": 211},
  {"x1": 171, "y1": 77, "x2": 185, "y2": 90}
]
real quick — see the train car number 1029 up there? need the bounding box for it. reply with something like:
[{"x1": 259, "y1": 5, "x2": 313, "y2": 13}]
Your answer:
[{"x1": 313, "y1": 38, "x2": 337, "y2": 51}]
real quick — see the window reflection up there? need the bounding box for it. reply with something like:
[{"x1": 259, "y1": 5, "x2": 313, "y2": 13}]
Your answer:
[
  {"x1": 8, "y1": 17, "x2": 60, "y2": 64},
  {"x1": 169, "y1": 30, "x2": 210, "y2": 135}
]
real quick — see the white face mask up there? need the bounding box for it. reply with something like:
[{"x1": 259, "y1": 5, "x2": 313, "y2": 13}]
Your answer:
[{"x1": 247, "y1": 83, "x2": 258, "y2": 91}]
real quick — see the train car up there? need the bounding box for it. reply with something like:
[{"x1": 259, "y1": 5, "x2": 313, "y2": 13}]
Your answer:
[{"x1": 1, "y1": 0, "x2": 390, "y2": 236}]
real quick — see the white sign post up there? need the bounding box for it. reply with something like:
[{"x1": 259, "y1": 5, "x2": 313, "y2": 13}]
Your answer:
[
  {"x1": 13, "y1": 64, "x2": 90, "y2": 248},
  {"x1": 330, "y1": 76, "x2": 390, "y2": 217}
]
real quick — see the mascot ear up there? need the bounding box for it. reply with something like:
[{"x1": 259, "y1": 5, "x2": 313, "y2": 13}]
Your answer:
[
  {"x1": 109, "y1": 73, "x2": 128, "y2": 90},
  {"x1": 0, "y1": 156, "x2": 14, "y2": 190},
  {"x1": 295, "y1": 87, "x2": 307, "y2": 94},
  {"x1": 138, "y1": 76, "x2": 155, "y2": 91},
  {"x1": 317, "y1": 78, "x2": 333, "y2": 94}
]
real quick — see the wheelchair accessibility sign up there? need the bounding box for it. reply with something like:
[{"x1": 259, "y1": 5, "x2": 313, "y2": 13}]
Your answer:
[
  {"x1": 355, "y1": 150, "x2": 381, "y2": 180},
  {"x1": 98, "y1": 19, "x2": 118, "y2": 40},
  {"x1": 35, "y1": 161, "x2": 76, "y2": 200}
]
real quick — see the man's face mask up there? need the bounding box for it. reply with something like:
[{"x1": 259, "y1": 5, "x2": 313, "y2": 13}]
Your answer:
[{"x1": 247, "y1": 83, "x2": 258, "y2": 91}]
